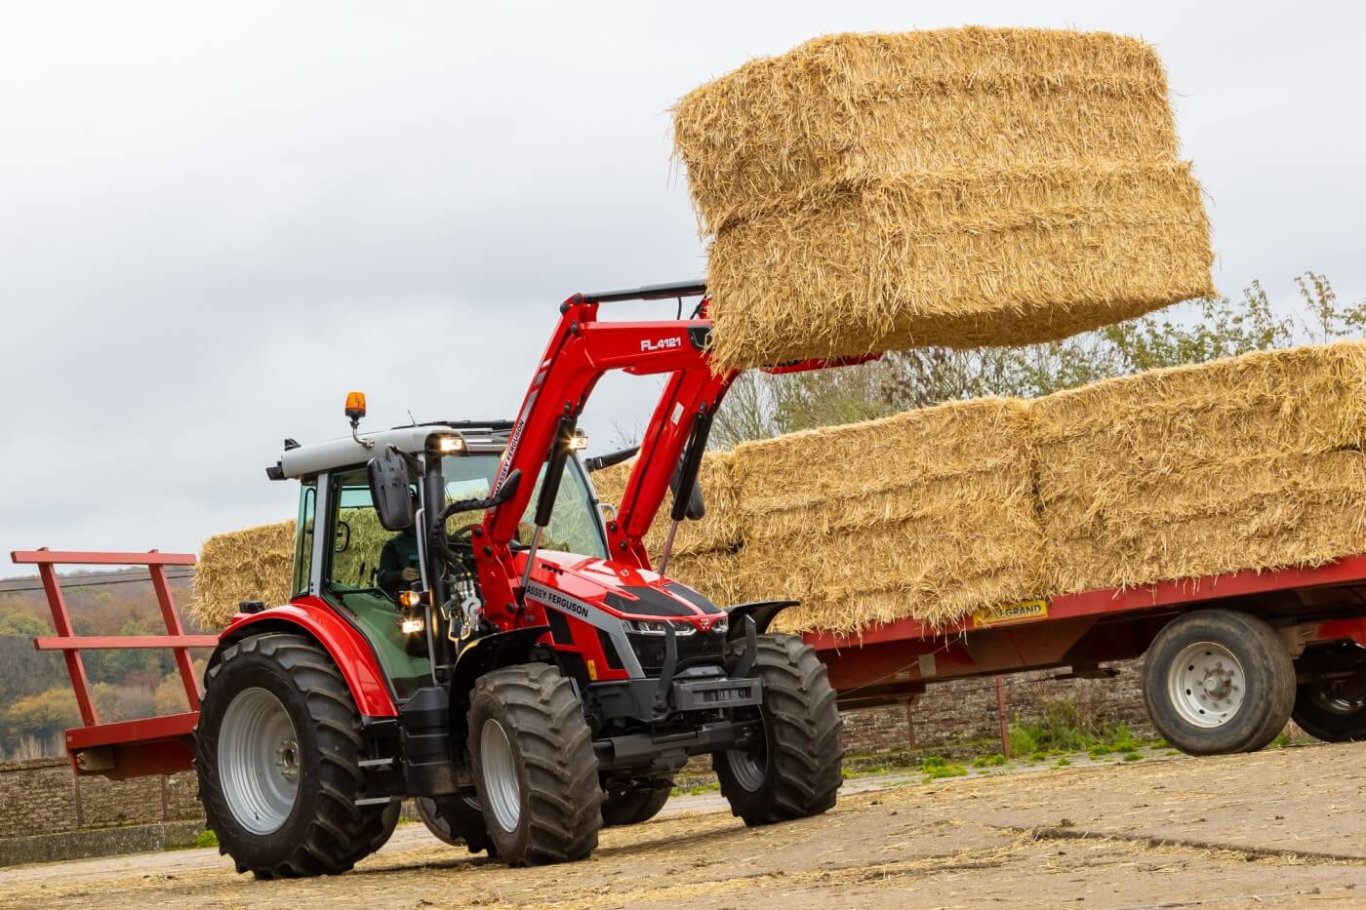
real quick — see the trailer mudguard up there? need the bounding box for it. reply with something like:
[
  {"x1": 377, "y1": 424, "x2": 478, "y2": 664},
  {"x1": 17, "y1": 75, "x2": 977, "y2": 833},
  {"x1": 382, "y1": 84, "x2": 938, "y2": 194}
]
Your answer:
[{"x1": 215, "y1": 598, "x2": 398, "y2": 717}]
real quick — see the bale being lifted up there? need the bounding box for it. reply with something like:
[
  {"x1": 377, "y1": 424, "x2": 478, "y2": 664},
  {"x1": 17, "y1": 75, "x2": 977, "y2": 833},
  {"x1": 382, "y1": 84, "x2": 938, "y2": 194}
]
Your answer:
[{"x1": 674, "y1": 28, "x2": 1216, "y2": 369}]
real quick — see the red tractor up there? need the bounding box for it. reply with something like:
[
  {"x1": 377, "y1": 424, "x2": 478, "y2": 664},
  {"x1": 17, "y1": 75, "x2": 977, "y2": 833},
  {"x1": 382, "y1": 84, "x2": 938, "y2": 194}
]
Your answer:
[{"x1": 190, "y1": 283, "x2": 845, "y2": 876}]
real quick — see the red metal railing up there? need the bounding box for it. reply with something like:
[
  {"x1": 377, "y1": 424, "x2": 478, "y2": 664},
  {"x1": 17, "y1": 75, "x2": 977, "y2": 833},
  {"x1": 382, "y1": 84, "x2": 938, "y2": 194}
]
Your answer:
[{"x1": 10, "y1": 548, "x2": 219, "y2": 778}]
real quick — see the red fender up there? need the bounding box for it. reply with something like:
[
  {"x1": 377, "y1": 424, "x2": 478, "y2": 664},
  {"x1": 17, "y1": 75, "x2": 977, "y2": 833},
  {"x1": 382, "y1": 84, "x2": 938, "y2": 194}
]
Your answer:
[{"x1": 217, "y1": 595, "x2": 398, "y2": 717}]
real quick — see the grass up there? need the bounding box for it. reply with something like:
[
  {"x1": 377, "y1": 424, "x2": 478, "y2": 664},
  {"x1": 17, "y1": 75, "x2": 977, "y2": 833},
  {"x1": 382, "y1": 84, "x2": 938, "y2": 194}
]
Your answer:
[
  {"x1": 1010, "y1": 697, "x2": 1160, "y2": 760},
  {"x1": 192, "y1": 829, "x2": 218, "y2": 849},
  {"x1": 671, "y1": 780, "x2": 722, "y2": 797},
  {"x1": 920, "y1": 755, "x2": 969, "y2": 780}
]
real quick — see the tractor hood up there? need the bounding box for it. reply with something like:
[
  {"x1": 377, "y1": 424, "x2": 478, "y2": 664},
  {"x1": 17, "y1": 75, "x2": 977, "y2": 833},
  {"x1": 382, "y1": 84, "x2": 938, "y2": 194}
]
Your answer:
[{"x1": 520, "y1": 549, "x2": 728, "y2": 631}]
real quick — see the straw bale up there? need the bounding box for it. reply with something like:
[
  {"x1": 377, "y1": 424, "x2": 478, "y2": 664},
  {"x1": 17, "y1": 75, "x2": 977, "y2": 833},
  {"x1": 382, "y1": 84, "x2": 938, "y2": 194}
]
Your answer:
[
  {"x1": 674, "y1": 29, "x2": 1177, "y2": 229},
  {"x1": 706, "y1": 161, "x2": 1212, "y2": 367},
  {"x1": 672, "y1": 28, "x2": 1215, "y2": 369},
  {"x1": 589, "y1": 451, "x2": 742, "y2": 557},
  {"x1": 1032, "y1": 341, "x2": 1366, "y2": 593},
  {"x1": 731, "y1": 398, "x2": 1046, "y2": 632},
  {"x1": 192, "y1": 520, "x2": 296, "y2": 629}
]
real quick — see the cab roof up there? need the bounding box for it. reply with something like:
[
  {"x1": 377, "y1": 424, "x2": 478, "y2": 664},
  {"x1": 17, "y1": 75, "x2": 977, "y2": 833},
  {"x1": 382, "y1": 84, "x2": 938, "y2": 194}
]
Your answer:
[{"x1": 271, "y1": 421, "x2": 511, "y2": 480}]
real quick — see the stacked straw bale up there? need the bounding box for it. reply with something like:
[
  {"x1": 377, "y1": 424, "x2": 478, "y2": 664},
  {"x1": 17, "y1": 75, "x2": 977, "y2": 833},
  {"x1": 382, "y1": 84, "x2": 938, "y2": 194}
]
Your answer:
[
  {"x1": 673, "y1": 28, "x2": 1215, "y2": 369},
  {"x1": 590, "y1": 453, "x2": 744, "y2": 601},
  {"x1": 730, "y1": 398, "x2": 1046, "y2": 633},
  {"x1": 1033, "y1": 341, "x2": 1366, "y2": 594},
  {"x1": 192, "y1": 521, "x2": 296, "y2": 629},
  {"x1": 193, "y1": 343, "x2": 1366, "y2": 634}
]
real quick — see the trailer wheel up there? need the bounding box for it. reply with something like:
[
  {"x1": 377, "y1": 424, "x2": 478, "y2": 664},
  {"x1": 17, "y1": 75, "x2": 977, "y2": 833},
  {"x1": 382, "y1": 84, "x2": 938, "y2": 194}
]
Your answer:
[
  {"x1": 1291, "y1": 674, "x2": 1366, "y2": 742},
  {"x1": 195, "y1": 633, "x2": 394, "y2": 878},
  {"x1": 415, "y1": 793, "x2": 497, "y2": 855},
  {"x1": 468, "y1": 663, "x2": 602, "y2": 866},
  {"x1": 1142, "y1": 610, "x2": 1294, "y2": 756},
  {"x1": 601, "y1": 777, "x2": 672, "y2": 827},
  {"x1": 714, "y1": 634, "x2": 842, "y2": 826}
]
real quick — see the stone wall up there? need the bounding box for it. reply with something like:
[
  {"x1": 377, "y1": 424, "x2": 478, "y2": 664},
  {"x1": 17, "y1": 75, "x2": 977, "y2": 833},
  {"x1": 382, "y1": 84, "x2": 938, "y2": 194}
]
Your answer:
[
  {"x1": 0, "y1": 758, "x2": 202, "y2": 841},
  {"x1": 839, "y1": 659, "x2": 1152, "y2": 755}
]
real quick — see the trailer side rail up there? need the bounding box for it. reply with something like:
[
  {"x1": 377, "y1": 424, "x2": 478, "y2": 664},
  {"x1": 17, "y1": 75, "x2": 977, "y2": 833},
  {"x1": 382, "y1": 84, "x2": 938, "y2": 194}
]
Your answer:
[{"x1": 10, "y1": 548, "x2": 218, "y2": 778}]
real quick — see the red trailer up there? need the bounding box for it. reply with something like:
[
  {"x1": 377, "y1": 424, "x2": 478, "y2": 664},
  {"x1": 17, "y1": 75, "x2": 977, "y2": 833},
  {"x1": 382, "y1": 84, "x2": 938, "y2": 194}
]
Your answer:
[
  {"x1": 806, "y1": 556, "x2": 1366, "y2": 754},
  {"x1": 18, "y1": 545, "x2": 1366, "y2": 779}
]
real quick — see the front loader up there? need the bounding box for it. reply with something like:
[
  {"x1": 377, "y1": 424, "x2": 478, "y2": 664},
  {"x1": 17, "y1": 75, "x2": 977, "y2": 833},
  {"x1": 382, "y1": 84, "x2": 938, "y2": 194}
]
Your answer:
[{"x1": 193, "y1": 282, "x2": 850, "y2": 876}]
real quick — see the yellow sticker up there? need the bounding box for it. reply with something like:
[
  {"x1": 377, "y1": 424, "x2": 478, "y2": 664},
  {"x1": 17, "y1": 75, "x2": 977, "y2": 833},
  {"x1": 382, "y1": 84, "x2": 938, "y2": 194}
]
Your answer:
[
  {"x1": 972, "y1": 599, "x2": 1049, "y2": 627},
  {"x1": 586, "y1": 659, "x2": 599, "y2": 681}
]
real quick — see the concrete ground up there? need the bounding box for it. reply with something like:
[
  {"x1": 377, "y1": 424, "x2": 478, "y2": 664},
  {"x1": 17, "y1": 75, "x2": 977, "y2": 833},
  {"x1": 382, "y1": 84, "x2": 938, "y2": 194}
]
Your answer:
[{"x1": 1, "y1": 742, "x2": 1361, "y2": 909}]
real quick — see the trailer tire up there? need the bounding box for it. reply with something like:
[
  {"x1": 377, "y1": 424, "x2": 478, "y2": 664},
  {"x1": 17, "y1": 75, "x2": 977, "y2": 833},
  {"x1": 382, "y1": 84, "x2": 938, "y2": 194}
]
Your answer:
[
  {"x1": 1142, "y1": 610, "x2": 1294, "y2": 756},
  {"x1": 195, "y1": 633, "x2": 393, "y2": 878},
  {"x1": 601, "y1": 778, "x2": 672, "y2": 827},
  {"x1": 1291, "y1": 675, "x2": 1366, "y2": 742},
  {"x1": 468, "y1": 663, "x2": 602, "y2": 866},
  {"x1": 714, "y1": 634, "x2": 842, "y2": 826},
  {"x1": 416, "y1": 793, "x2": 497, "y2": 855}
]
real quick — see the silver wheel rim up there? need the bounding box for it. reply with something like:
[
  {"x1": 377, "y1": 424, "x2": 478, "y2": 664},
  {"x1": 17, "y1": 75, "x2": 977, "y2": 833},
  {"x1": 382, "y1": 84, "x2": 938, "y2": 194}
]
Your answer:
[
  {"x1": 480, "y1": 719, "x2": 521, "y2": 833},
  {"x1": 1168, "y1": 642, "x2": 1246, "y2": 728},
  {"x1": 218, "y1": 687, "x2": 300, "y2": 835}
]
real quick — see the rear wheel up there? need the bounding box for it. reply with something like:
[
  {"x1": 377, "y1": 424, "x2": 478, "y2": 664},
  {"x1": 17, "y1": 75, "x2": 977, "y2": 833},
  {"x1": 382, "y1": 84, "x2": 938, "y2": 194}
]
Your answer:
[
  {"x1": 601, "y1": 777, "x2": 672, "y2": 827},
  {"x1": 1292, "y1": 673, "x2": 1366, "y2": 742},
  {"x1": 468, "y1": 663, "x2": 602, "y2": 866},
  {"x1": 195, "y1": 633, "x2": 394, "y2": 878},
  {"x1": 1142, "y1": 610, "x2": 1295, "y2": 756},
  {"x1": 714, "y1": 634, "x2": 842, "y2": 826}
]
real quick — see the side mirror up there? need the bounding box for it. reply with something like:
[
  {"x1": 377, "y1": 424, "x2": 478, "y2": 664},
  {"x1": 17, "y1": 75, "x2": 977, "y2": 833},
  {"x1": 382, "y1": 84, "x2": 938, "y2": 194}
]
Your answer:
[{"x1": 368, "y1": 446, "x2": 415, "y2": 531}]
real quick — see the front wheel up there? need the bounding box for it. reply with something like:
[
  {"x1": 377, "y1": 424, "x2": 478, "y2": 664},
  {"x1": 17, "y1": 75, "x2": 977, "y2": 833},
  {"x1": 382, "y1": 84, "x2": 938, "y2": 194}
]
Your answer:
[
  {"x1": 194, "y1": 633, "x2": 395, "y2": 878},
  {"x1": 468, "y1": 663, "x2": 602, "y2": 866},
  {"x1": 713, "y1": 634, "x2": 842, "y2": 826},
  {"x1": 1142, "y1": 610, "x2": 1295, "y2": 756},
  {"x1": 1292, "y1": 674, "x2": 1366, "y2": 742}
]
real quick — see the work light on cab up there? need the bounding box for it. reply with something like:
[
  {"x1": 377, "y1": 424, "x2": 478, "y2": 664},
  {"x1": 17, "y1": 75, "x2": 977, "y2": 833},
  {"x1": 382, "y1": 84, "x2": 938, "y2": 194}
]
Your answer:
[{"x1": 434, "y1": 434, "x2": 466, "y2": 455}]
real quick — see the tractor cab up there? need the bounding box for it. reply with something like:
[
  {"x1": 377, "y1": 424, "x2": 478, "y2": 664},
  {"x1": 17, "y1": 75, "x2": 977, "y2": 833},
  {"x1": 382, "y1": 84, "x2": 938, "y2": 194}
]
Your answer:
[{"x1": 271, "y1": 415, "x2": 608, "y2": 699}]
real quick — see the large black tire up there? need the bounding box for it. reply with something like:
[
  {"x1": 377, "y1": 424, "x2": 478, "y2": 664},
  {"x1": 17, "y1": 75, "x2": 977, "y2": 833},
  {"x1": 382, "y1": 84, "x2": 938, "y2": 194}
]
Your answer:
[
  {"x1": 1292, "y1": 675, "x2": 1366, "y2": 742},
  {"x1": 468, "y1": 663, "x2": 602, "y2": 866},
  {"x1": 601, "y1": 777, "x2": 672, "y2": 828},
  {"x1": 713, "y1": 634, "x2": 842, "y2": 826},
  {"x1": 416, "y1": 793, "x2": 497, "y2": 855},
  {"x1": 195, "y1": 633, "x2": 395, "y2": 878},
  {"x1": 1142, "y1": 610, "x2": 1295, "y2": 756}
]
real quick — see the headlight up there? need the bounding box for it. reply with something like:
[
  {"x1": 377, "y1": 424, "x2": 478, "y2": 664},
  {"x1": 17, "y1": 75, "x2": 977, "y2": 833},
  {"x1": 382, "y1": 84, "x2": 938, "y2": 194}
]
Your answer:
[
  {"x1": 399, "y1": 616, "x2": 425, "y2": 635},
  {"x1": 627, "y1": 619, "x2": 697, "y2": 636}
]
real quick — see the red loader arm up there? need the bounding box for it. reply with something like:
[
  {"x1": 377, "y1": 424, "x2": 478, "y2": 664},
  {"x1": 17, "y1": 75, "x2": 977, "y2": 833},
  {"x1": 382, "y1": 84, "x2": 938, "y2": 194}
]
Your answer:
[{"x1": 474, "y1": 282, "x2": 877, "y2": 619}]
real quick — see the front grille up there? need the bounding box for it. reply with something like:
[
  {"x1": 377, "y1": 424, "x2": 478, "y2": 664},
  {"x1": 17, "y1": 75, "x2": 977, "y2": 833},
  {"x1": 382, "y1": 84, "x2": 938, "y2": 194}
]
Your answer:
[{"x1": 627, "y1": 628, "x2": 727, "y2": 674}]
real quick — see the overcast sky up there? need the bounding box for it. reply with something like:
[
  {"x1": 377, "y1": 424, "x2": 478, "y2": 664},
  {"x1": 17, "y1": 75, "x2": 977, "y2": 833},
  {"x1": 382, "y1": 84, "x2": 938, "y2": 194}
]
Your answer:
[{"x1": 1, "y1": 1, "x2": 1362, "y2": 574}]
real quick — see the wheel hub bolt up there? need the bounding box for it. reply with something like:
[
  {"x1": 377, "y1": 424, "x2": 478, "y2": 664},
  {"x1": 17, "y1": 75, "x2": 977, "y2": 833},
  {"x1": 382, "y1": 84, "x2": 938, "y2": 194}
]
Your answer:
[
  {"x1": 276, "y1": 739, "x2": 300, "y2": 781},
  {"x1": 1202, "y1": 669, "x2": 1232, "y2": 700}
]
